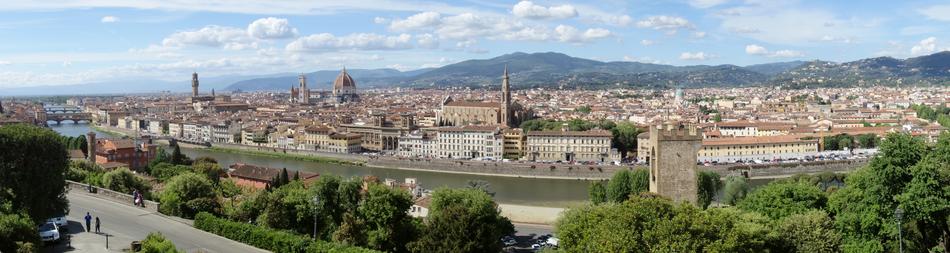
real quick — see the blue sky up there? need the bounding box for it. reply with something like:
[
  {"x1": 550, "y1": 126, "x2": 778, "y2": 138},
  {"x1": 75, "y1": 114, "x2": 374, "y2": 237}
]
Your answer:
[{"x1": 1, "y1": 0, "x2": 949, "y2": 88}]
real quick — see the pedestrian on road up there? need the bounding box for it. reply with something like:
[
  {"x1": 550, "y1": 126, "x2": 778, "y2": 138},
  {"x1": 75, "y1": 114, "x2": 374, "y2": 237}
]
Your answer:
[
  {"x1": 95, "y1": 217, "x2": 101, "y2": 233},
  {"x1": 84, "y1": 212, "x2": 92, "y2": 232}
]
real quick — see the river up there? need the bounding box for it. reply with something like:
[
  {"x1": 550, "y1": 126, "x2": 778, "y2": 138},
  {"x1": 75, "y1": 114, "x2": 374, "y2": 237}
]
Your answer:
[{"x1": 49, "y1": 122, "x2": 773, "y2": 208}]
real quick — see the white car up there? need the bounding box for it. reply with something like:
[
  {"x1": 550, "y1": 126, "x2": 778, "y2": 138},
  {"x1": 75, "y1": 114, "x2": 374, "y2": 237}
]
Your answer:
[
  {"x1": 38, "y1": 222, "x2": 61, "y2": 243},
  {"x1": 47, "y1": 215, "x2": 68, "y2": 228}
]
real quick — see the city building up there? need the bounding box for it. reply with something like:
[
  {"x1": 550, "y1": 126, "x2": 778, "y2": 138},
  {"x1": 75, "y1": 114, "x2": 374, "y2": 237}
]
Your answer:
[
  {"x1": 525, "y1": 129, "x2": 614, "y2": 162},
  {"x1": 342, "y1": 113, "x2": 415, "y2": 152},
  {"x1": 91, "y1": 138, "x2": 158, "y2": 171},
  {"x1": 697, "y1": 135, "x2": 819, "y2": 163},
  {"x1": 330, "y1": 68, "x2": 359, "y2": 103},
  {"x1": 433, "y1": 125, "x2": 504, "y2": 160},
  {"x1": 303, "y1": 126, "x2": 362, "y2": 153},
  {"x1": 397, "y1": 130, "x2": 437, "y2": 158}
]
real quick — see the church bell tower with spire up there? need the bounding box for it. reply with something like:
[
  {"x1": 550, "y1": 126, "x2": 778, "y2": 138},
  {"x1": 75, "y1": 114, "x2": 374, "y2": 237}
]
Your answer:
[{"x1": 500, "y1": 65, "x2": 512, "y2": 127}]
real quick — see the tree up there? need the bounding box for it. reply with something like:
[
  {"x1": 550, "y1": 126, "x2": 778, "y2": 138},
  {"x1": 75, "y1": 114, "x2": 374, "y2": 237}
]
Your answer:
[
  {"x1": 333, "y1": 212, "x2": 367, "y2": 246},
  {"x1": 588, "y1": 181, "x2": 607, "y2": 204},
  {"x1": 159, "y1": 172, "x2": 218, "y2": 218},
  {"x1": 722, "y1": 176, "x2": 749, "y2": 206},
  {"x1": 170, "y1": 144, "x2": 191, "y2": 165},
  {"x1": 574, "y1": 105, "x2": 592, "y2": 114},
  {"x1": 102, "y1": 167, "x2": 152, "y2": 195},
  {"x1": 630, "y1": 169, "x2": 649, "y2": 193},
  {"x1": 856, "y1": 134, "x2": 879, "y2": 149},
  {"x1": 149, "y1": 163, "x2": 191, "y2": 182},
  {"x1": 828, "y1": 133, "x2": 928, "y2": 252},
  {"x1": 192, "y1": 156, "x2": 218, "y2": 165},
  {"x1": 358, "y1": 183, "x2": 416, "y2": 253},
  {"x1": 193, "y1": 162, "x2": 227, "y2": 183},
  {"x1": 0, "y1": 199, "x2": 39, "y2": 253},
  {"x1": 737, "y1": 181, "x2": 826, "y2": 220},
  {"x1": 610, "y1": 122, "x2": 642, "y2": 159},
  {"x1": 555, "y1": 195, "x2": 772, "y2": 252},
  {"x1": 139, "y1": 232, "x2": 183, "y2": 253},
  {"x1": 148, "y1": 147, "x2": 171, "y2": 172},
  {"x1": 606, "y1": 170, "x2": 633, "y2": 203},
  {"x1": 465, "y1": 180, "x2": 495, "y2": 197},
  {"x1": 410, "y1": 188, "x2": 513, "y2": 253},
  {"x1": 776, "y1": 210, "x2": 842, "y2": 252},
  {"x1": 696, "y1": 171, "x2": 722, "y2": 209},
  {"x1": 0, "y1": 124, "x2": 69, "y2": 223}
]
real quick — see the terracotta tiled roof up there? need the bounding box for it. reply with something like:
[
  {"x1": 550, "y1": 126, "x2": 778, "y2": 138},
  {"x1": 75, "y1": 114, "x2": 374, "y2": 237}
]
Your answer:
[
  {"x1": 444, "y1": 101, "x2": 498, "y2": 108},
  {"x1": 228, "y1": 163, "x2": 318, "y2": 182},
  {"x1": 702, "y1": 135, "x2": 817, "y2": 146}
]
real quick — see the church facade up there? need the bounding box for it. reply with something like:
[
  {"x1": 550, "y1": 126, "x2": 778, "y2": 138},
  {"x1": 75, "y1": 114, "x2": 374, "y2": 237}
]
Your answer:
[{"x1": 436, "y1": 67, "x2": 531, "y2": 127}]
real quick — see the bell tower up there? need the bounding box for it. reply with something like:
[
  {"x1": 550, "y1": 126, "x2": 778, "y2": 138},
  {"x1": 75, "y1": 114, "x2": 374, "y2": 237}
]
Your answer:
[
  {"x1": 191, "y1": 72, "x2": 199, "y2": 97},
  {"x1": 500, "y1": 65, "x2": 512, "y2": 127}
]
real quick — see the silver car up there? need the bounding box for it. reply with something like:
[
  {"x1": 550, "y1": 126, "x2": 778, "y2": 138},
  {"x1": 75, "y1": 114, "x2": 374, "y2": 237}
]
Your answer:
[{"x1": 38, "y1": 222, "x2": 61, "y2": 243}]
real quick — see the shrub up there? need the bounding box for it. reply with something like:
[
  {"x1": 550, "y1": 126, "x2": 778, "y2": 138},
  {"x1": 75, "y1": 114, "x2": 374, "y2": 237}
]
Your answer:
[
  {"x1": 194, "y1": 212, "x2": 379, "y2": 253},
  {"x1": 139, "y1": 232, "x2": 182, "y2": 253},
  {"x1": 102, "y1": 167, "x2": 152, "y2": 195}
]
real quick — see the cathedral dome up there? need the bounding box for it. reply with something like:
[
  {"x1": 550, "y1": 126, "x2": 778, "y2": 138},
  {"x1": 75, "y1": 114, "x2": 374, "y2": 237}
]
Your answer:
[{"x1": 333, "y1": 68, "x2": 356, "y2": 92}]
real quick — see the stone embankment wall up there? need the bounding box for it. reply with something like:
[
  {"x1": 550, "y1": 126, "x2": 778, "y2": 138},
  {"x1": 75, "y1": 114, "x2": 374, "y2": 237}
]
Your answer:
[
  {"x1": 702, "y1": 159, "x2": 868, "y2": 179},
  {"x1": 67, "y1": 180, "x2": 159, "y2": 213}
]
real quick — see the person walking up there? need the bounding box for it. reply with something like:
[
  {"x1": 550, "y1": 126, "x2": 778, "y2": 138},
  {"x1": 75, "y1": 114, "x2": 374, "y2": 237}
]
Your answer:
[
  {"x1": 94, "y1": 217, "x2": 101, "y2": 233},
  {"x1": 84, "y1": 212, "x2": 92, "y2": 232}
]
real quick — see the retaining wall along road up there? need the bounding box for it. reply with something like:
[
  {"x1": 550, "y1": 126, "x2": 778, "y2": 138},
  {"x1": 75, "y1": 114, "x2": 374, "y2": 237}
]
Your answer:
[{"x1": 66, "y1": 180, "x2": 159, "y2": 213}]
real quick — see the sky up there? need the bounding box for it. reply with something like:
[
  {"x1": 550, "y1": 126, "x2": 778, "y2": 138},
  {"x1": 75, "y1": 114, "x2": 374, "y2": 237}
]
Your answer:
[{"x1": 1, "y1": 0, "x2": 950, "y2": 88}]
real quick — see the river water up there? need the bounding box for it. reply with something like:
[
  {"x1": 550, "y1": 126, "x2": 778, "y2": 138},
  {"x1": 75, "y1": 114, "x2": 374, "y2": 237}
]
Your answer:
[{"x1": 50, "y1": 123, "x2": 772, "y2": 207}]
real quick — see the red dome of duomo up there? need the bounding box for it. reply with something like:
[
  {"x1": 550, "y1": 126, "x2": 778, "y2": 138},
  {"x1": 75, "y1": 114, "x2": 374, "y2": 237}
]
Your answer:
[{"x1": 333, "y1": 68, "x2": 356, "y2": 93}]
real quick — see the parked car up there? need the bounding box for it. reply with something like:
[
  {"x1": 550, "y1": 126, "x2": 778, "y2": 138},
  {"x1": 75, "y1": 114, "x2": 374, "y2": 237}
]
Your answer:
[
  {"x1": 38, "y1": 222, "x2": 61, "y2": 244},
  {"x1": 48, "y1": 216, "x2": 67, "y2": 226}
]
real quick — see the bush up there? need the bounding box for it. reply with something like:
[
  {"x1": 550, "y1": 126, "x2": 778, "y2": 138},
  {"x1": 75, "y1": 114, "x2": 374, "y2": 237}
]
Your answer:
[
  {"x1": 150, "y1": 163, "x2": 192, "y2": 182},
  {"x1": 194, "y1": 212, "x2": 379, "y2": 253},
  {"x1": 102, "y1": 167, "x2": 152, "y2": 196},
  {"x1": 139, "y1": 232, "x2": 182, "y2": 253},
  {"x1": 159, "y1": 173, "x2": 218, "y2": 218}
]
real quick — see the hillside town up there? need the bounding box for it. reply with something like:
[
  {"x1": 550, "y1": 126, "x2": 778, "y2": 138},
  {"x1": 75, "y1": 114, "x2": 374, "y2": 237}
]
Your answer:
[{"x1": 2, "y1": 68, "x2": 948, "y2": 168}]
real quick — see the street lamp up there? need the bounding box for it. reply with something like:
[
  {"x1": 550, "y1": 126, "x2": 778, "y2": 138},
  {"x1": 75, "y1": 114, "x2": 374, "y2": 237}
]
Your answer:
[
  {"x1": 895, "y1": 207, "x2": 904, "y2": 253},
  {"x1": 312, "y1": 195, "x2": 320, "y2": 239}
]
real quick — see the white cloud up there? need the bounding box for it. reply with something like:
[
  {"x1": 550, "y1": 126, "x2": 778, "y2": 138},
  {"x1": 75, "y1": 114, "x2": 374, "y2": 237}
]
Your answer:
[
  {"x1": 679, "y1": 52, "x2": 712, "y2": 60},
  {"x1": 640, "y1": 39, "x2": 655, "y2": 46},
  {"x1": 373, "y1": 17, "x2": 389, "y2": 24},
  {"x1": 389, "y1": 11, "x2": 442, "y2": 31},
  {"x1": 286, "y1": 33, "x2": 413, "y2": 52},
  {"x1": 744, "y1": 44, "x2": 804, "y2": 58},
  {"x1": 636, "y1": 15, "x2": 693, "y2": 32},
  {"x1": 745, "y1": 44, "x2": 768, "y2": 55},
  {"x1": 0, "y1": 60, "x2": 10, "y2": 65},
  {"x1": 100, "y1": 16, "x2": 119, "y2": 23},
  {"x1": 771, "y1": 50, "x2": 804, "y2": 58},
  {"x1": 689, "y1": 0, "x2": 729, "y2": 8},
  {"x1": 161, "y1": 25, "x2": 257, "y2": 50},
  {"x1": 385, "y1": 11, "x2": 610, "y2": 44},
  {"x1": 247, "y1": 17, "x2": 298, "y2": 39},
  {"x1": 692, "y1": 31, "x2": 707, "y2": 38},
  {"x1": 911, "y1": 37, "x2": 938, "y2": 56},
  {"x1": 622, "y1": 55, "x2": 661, "y2": 64},
  {"x1": 919, "y1": 5, "x2": 950, "y2": 21},
  {"x1": 512, "y1": 1, "x2": 578, "y2": 20},
  {"x1": 716, "y1": 4, "x2": 872, "y2": 45},
  {"x1": 554, "y1": 25, "x2": 611, "y2": 43},
  {"x1": 416, "y1": 33, "x2": 439, "y2": 49}
]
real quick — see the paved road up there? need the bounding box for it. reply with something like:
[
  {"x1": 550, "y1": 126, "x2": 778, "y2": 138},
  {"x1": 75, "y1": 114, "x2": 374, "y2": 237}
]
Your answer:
[{"x1": 44, "y1": 191, "x2": 267, "y2": 253}]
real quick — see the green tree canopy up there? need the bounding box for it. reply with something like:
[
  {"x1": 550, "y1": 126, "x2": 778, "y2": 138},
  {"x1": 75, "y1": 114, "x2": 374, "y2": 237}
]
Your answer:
[
  {"x1": 139, "y1": 232, "x2": 183, "y2": 253},
  {"x1": 697, "y1": 171, "x2": 722, "y2": 209},
  {"x1": 102, "y1": 167, "x2": 152, "y2": 195},
  {"x1": 0, "y1": 124, "x2": 69, "y2": 223},
  {"x1": 159, "y1": 172, "x2": 218, "y2": 218},
  {"x1": 588, "y1": 181, "x2": 607, "y2": 204},
  {"x1": 358, "y1": 183, "x2": 416, "y2": 253},
  {"x1": 411, "y1": 188, "x2": 513, "y2": 253},
  {"x1": 722, "y1": 175, "x2": 750, "y2": 206},
  {"x1": 737, "y1": 181, "x2": 826, "y2": 220}
]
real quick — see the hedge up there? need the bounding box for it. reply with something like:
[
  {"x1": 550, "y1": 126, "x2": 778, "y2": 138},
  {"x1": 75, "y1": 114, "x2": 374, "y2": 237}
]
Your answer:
[{"x1": 193, "y1": 212, "x2": 379, "y2": 253}]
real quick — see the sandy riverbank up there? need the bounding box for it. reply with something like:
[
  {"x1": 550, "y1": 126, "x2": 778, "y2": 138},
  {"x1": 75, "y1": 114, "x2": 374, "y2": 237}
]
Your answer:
[{"x1": 499, "y1": 204, "x2": 568, "y2": 225}]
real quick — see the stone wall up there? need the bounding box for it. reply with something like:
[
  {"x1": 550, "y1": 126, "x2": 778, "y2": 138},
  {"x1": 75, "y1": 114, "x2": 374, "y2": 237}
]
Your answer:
[{"x1": 66, "y1": 180, "x2": 159, "y2": 213}]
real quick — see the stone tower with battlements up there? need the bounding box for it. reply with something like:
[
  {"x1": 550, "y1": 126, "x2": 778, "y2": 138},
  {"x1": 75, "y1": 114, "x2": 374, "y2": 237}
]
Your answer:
[
  {"x1": 191, "y1": 72, "x2": 199, "y2": 97},
  {"x1": 86, "y1": 132, "x2": 96, "y2": 164},
  {"x1": 648, "y1": 123, "x2": 701, "y2": 204}
]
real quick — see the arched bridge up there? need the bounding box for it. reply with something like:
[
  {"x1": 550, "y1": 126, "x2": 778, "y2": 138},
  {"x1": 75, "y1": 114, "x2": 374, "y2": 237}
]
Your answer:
[{"x1": 46, "y1": 112, "x2": 92, "y2": 124}]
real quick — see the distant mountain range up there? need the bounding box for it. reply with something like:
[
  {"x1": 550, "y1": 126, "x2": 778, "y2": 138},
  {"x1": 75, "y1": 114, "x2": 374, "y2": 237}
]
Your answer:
[
  {"x1": 223, "y1": 51, "x2": 950, "y2": 91},
  {"x1": 8, "y1": 51, "x2": 950, "y2": 96}
]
